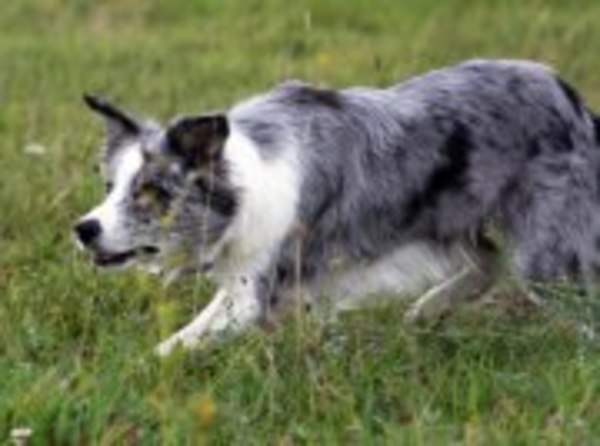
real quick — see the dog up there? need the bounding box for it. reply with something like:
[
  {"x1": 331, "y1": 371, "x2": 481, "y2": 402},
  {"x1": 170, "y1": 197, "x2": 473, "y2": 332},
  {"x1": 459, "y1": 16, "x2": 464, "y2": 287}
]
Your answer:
[{"x1": 74, "y1": 59, "x2": 600, "y2": 356}]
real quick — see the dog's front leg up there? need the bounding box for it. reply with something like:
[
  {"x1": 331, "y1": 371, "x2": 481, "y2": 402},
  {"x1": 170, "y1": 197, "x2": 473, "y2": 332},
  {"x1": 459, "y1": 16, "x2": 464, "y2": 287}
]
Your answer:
[{"x1": 156, "y1": 280, "x2": 261, "y2": 356}]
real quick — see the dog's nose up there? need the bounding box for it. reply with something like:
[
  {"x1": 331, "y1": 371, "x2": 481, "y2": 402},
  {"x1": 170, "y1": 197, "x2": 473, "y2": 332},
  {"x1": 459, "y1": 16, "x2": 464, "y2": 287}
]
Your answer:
[{"x1": 74, "y1": 219, "x2": 102, "y2": 246}]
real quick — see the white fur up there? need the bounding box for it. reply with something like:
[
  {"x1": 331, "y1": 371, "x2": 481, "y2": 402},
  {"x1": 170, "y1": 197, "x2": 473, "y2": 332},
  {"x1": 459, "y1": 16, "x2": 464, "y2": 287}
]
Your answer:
[
  {"x1": 317, "y1": 242, "x2": 466, "y2": 311},
  {"x1": 216, "y1": 125, "x2": 300, "y2": 277},
  {"x1": 157, "y1": 240, "x2": 472, "y2": 355},
  {"x1": 404, "y1": 266, "x2": 476, "y2": 322},
  {"x1": 80, "y1": 142, "x2": 143, "y2": 252},
  {"x1": 157, "y1": 127, "x2": 302, "y2": 355},
  {"x1": 80, "y1": 129, "x2": 477, "y2": 356},
  {"x1": 155, "y1": 133, "x2": 480, "y2": 354},
  {"x1": 156, "y1": 281, "x2": 261, "y2": 355}
]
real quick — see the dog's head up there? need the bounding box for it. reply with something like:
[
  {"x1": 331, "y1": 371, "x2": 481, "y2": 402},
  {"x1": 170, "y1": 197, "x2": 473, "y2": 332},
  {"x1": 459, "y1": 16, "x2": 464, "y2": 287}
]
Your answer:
[{"x1": 74, "y1": 95, "x2": 237, "y2": 273}]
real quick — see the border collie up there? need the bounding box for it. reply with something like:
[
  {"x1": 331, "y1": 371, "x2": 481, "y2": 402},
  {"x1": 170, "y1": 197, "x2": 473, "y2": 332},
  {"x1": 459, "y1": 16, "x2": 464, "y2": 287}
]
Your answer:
[{"x1": 74, "y1": 59, "x2": 600, "y2": 355}]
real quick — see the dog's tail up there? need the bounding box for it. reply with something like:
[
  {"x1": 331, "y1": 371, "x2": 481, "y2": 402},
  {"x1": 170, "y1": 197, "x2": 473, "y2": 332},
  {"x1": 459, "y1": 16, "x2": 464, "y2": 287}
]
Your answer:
[{"x1": 555, "y1": 76, "x2": 600, "y2": 147}]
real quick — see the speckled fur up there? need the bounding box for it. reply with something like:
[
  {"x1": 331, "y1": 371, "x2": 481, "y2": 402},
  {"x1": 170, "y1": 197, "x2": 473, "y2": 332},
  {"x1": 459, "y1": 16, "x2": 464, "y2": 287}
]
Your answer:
[
  {"x1": 233, "y1": 60, "x2": 600, "y2": 298},
  {"x1": 78, "y1": 60, "x2": 600, "y2": 353}
]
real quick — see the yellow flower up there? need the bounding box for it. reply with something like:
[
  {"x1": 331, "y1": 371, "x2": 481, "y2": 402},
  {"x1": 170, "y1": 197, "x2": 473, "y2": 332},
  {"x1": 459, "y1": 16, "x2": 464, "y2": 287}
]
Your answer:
[
  {"x1": 194, "y1": 394, "x2": 217, "y2": 427},
  {"x1": 156, "y1": 302, "x2": 179, "y2": 337},
  {"x1": 317, "y1": 52, "x2": 332, "y2": 67},
  {"x1": 464, "y1": 420, "x2": 482, "y2": 446}
]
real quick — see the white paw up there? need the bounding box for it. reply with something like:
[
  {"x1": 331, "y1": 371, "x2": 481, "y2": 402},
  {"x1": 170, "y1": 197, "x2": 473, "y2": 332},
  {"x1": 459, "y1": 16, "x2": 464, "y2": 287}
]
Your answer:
[
  {"x1": 156, "y1": 330, "x2": 211, "y2": 356},
  {"x1": 403, "y1": 305, "x2": 425, "y2": 324},
  {"x1": 404, "y1": 299, "x2": 449, "y2": 324},
  {"x1": 155, "y1": 336, "x2": 184, "y2": 357}
]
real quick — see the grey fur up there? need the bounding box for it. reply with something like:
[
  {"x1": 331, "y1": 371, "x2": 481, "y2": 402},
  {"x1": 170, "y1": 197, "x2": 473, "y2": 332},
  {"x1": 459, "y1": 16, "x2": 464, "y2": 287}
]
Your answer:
[
  {"x1": 79, "y1": 59, "x2": 600, "y2": 330},
  {"x1": 228, "y1": 60, "x2": 600, "y2": 307}
]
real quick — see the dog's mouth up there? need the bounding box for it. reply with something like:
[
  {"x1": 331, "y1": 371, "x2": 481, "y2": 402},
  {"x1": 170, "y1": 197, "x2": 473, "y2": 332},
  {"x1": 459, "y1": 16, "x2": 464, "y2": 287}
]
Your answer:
[{"x1": 93, "y1": 246, "x2": 160, "y2": 267}]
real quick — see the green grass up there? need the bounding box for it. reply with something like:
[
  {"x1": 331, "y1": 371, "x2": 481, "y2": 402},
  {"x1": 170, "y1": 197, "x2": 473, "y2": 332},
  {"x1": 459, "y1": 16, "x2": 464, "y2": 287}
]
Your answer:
[{"x1": 1, "y1": 0, "x2": 600, "y2": 444}]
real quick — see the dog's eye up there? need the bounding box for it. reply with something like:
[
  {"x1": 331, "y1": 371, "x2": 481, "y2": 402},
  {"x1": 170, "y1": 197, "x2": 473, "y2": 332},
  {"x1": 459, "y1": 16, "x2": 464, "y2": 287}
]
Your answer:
[
  {"x1": 105, "y1": 182, "x2": 114, "y2": 193},
  {"x1": 134, "y1": 184, "x2": 171, "y2": 213}
]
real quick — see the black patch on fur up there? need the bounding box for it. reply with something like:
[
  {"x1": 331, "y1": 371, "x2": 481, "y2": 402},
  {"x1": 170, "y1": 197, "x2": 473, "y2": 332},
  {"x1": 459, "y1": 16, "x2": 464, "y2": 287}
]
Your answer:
[
  {"x1": 594, "y1": 234, "x2": 600, "y2": 251},
  {"x1": 547, "y1": 108, "x2": 574, "y2": 152},
  {"x1": 591, "y1": 112, "x2": 600, "y2": 145},
  {"x1": 430, "y1": 122, "x2": 472, "y2": 190},
  {"x1": 489, "y1": 109, "x2": 507, "y2": 123},
  {"x1": 555, "y1": 76, "x2": 584, "y2": 117},
  {"x1": 402, "y1": 122, "x2": 473, "y2": 229},
  {"x1": 475, "y1": 230, "x2": 498, "y2": 254},
  {"x1": 285, "y1": 84, "x2": 344, "y2": 110},
  {"x1": 553, "y1": 130, "x2": 573, "y2": 153},
  {"x1": 195, "y1": 176, "x2": 238, "y2": 217},
  {"x1": 166, "y1": 115, "x2": 229, "y2": 169},
  {"x1": 566, "y1": 253, "x2": 581, "y2": 280},
  {"x1": 527, "y1": 138, "x2": 542, "y2": 158},
  {"x1": 83, "y1": 94, "x2": 140, "y2": 135}
]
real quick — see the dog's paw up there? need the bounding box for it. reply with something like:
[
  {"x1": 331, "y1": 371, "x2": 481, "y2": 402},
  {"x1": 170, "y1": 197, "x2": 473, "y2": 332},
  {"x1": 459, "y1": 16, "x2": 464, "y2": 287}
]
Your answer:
[
  {"x1": 155, "y1": 332, "x2": 208, "y2": 357},
  {"x1": 155, "y1": 336, "x2": 183, "y2": 357},
  {"x1": 403, "y1": 301, "x2": 449, "y2": 325},
  {"x1": 403, "y1": 305, "x2": 425, "y2": 324}
]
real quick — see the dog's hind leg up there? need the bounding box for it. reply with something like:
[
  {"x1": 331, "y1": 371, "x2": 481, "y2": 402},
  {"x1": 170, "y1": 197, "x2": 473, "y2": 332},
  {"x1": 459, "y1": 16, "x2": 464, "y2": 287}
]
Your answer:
[
  {"x1": 314, "y1": 242, "x2": 467, "y2": 315},
  {"x1": 404, "y1": 236, "x2": 500, "y2": 323},
  {"x1": 503, "y1": 190, "x2": 594, "y2": 293},
  {"x1": 404, "y1": 264, "x2": 492, "y2": 323}
]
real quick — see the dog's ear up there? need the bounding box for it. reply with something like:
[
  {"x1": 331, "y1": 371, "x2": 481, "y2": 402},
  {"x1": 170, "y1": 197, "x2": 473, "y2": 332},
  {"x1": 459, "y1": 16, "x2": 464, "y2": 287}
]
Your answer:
[
  {"x1": 83, "y1": 94, "x2": 141, "y2": 144},
  {"x1": 165, "y1": 115, "x2": 229, "y2": 169}
]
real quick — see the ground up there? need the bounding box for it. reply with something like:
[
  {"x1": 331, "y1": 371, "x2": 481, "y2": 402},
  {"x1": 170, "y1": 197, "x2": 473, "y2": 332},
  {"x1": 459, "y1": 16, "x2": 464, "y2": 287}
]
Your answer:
[{"x1": 0, "y1": 0, "x2": 599, "y2": 444}]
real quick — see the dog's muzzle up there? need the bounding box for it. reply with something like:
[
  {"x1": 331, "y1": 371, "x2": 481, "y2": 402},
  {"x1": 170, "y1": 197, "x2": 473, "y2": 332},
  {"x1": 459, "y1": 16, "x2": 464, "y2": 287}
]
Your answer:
[
  {"x1": 92, "y1": 246, "x2": 160, "y2": 267},
  {"x1": 73, "y1": 218, "x2": 159, "y2": 267},
  {"x1": 74, "y1": 218, "x2": 102, "y2": 247}
]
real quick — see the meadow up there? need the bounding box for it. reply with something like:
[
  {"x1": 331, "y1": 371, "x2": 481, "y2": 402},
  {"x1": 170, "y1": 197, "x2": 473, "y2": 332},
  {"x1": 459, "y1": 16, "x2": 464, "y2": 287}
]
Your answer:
[{"x1": 0, "y1": 0, "x2": 599, "y2": 443}]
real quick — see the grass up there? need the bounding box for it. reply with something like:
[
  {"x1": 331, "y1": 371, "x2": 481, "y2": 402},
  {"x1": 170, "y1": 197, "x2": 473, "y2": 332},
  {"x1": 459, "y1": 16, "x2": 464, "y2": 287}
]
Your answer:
[{"x1": 1, "y1": 0, "x2": 599, "y2": 444}]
